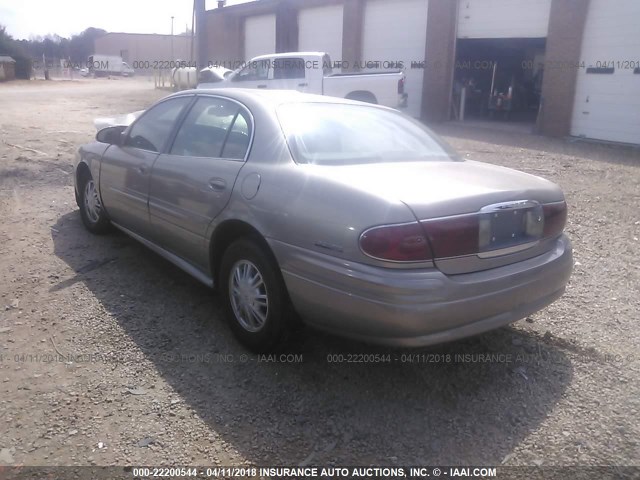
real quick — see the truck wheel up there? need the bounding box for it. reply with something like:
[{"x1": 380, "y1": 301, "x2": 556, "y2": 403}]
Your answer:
[
  {"x1": 346, "y1": 91, "x2": 378, "y2": 104},
  {"x1": 78, "y1": 173, "x2": 111, "y2": 234},
  {"x1": 220, "y1": 238, "x2": 290, "y2": 352}
]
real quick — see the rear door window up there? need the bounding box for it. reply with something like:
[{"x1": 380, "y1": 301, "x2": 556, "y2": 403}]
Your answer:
[
  {"x1": 170, "y1": 97, "x2": 251, "y2": 160},
  {"x1": 273, "y1": 57, "x2": 306, "y2": 80},
  {"x1": 221, "y1": 112, "x2": 251, "y2": 160}
]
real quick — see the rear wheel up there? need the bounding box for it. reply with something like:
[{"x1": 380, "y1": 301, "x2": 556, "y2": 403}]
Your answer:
[
  {"x1": 346, "y1": 91, "x2": 378, "y2": 104},
  {"x1": 220, "y1": 238, "x2": 289, "y2": 352},
  {"x1": 78, "y1": 174, "x2": 111, "y2": 234}
]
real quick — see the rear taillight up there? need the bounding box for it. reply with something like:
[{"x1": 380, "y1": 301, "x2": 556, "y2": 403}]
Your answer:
[
  {"x1": 361, "y1": 201, "x2": 567, "y2": 263},
  {"x1": 360, "y1": 222, "x2": 433, "y2": 262},
  {"x1": 543, "y1": 201, "x2": 568, "y2": 238},
  {"x1": 422, "y1": 215, "x2": 479, "y2": 258},
  {"x1": 398, "y1": 77, "x2": 405, "y2": 94}
]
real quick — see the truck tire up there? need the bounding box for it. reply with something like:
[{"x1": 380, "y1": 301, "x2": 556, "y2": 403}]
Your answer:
[{"x1": 346, "y1": 91, "x2": 378, "y2": 104}]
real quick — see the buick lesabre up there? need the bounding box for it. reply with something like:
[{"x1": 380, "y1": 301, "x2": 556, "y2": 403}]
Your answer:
[{"x1": 74, "y1": 89, "x2": 572, "y2": 351}]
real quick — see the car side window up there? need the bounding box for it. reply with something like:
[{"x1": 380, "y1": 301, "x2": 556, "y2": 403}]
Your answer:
[
  {"x1": 273, "y1": 57, "x2": 305, "y2": 80},
  {"x1": 221, "y1": 111, "x2": 251, "y2": 160},
  {"x1": 232, "y1": 60, "x2": 270, "y2": 82},
  {"x1": 170, "y1": 97, "x2": 249, "y2": 159},
  {"x1": 124, "y1": 97, "x2": 192, "y2": 152}
]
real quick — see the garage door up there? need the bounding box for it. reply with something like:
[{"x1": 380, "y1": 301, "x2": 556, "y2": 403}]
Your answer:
[
  {"x1": 298, "y1": 5, "x2": 344, "y2": 66},
  {"x1": 457, "y1": 0, "x2": 552, "y2": 39},
  {"x1": 570, "y1": 0, "x2": 640, "y2": 145},
  {"x1": 362, "y1": 0, "x2": 428, "y2": 117},
  {"x1": 244, "y1": 14, "x2": 276, "y2": 61}
]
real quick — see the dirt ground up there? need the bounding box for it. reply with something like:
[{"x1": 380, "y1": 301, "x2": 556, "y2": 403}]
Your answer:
[{"x1": 0, "y1": 78, "x2": 638, "y2": 470}]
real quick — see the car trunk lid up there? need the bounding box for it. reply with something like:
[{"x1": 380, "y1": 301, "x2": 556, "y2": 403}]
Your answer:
[{"x1": 319, "y1": 160, "x2": 566, "y2": 274}]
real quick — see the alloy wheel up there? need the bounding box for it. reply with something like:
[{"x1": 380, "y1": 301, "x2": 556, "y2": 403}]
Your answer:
[{"x1": 229, "y1": 260, "x2": 269, "y2": 332}]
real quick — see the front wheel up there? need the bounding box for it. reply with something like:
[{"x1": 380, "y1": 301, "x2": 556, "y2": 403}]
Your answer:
[
  {"x1": 220, "y1": 238, "x2": 290, "y2": 352},
  {"x1": 79, "y1": 174, "x2": 111, "y2": 234}
]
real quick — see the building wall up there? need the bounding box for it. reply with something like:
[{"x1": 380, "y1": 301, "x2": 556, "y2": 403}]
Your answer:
[
  {"x1": 94, "y1": 33, "x2": 193, "y2": 70},
  {"x1": 206, "y1": 11, "x2": 243, "y2": 68},
  {"x1": 202, "y1": 0, "x2": 552, "y2": 121},
  {"x1": 423, "y1": 0, "x2": 458, "y2": 122},
  {"x1": 200, "y1": 0, "x2": 637, "y2": 143},
  {"x1": 538, "y1": 0, "x2": 590, "y2": 137},
  {"x1": 341, "y1": 0, "x2": 364, "y2": 71},
  {"x1": 275, "y1": 2, "x2": 299, "y2": 53},
  {"x1": 457, "y1": 0, "x2": 552, "y2": 39}
]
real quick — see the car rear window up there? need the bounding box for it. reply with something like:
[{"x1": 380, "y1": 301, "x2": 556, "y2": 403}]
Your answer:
[{"x1": 277, "y1": 103, "x2": 457, "y2": 165}]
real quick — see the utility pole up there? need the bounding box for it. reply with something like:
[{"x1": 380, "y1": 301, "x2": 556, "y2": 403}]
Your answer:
[
  {"x1": 190, "y1": 0, "x2": 196, "y2": 65},
  {"x1": 170, "y1": 16, "x2": 175, "y2": 61},
  {"x1": 195, "y1": 0, "x2": 207, "y2": 69}
]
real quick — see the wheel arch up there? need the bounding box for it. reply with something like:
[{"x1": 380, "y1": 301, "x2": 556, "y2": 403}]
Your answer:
[
  {"x1": 76, "y1": 161, "x2": 92, "y2": 182},
  {"x1": 209, "y1": 219, "x2": 280, "y2": 288},
  {"x1": 345, "y1": 90, "x2": 378, "y2": 104},
  {"x1": 75, "y1": 161, "x2": 92, "y2": 205}
]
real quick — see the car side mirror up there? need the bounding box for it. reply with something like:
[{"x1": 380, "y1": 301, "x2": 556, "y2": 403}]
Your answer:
[{"x1": 96, "y1": 126, "x2": 126, "y2": 145}]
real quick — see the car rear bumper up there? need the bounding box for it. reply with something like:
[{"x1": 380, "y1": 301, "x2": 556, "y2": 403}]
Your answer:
[{"x1": 270, "y1": 234, "x2": 573, "y2": 347}]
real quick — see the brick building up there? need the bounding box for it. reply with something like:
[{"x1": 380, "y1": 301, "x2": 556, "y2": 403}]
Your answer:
[{"x1": 198, "y1": 0, "x2": 640, "y2": 145}]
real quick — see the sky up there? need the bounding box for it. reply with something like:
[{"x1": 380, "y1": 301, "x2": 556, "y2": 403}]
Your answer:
[{"x1": 0, "y1": 0, "x2": 255, "y2": 40}]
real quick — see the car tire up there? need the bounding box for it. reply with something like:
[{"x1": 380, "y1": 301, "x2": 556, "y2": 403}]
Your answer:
[
  {"x1": 78, "y1": 173, "x2": 111, "y2": 234},
  {"x1": 220, "y1": 238, "x2": 290, "y2": 352}
]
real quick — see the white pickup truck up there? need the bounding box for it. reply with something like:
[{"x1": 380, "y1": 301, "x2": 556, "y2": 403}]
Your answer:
[{"x1": 199, "y1": 52, "x2": 408, "y2": 109}]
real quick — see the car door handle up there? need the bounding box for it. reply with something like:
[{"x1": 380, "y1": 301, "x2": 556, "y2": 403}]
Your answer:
[
  {"x1": 257, "y1": 84, "x2": 267, "y2": 89},
  {"x1": 208, "y1": 178, "x2": 227, "y2": 191},
  {"x1": 298, "y1": 83, "x2": 308, "y2": 87},
  {"x1": 137, "y1": 164, "x2": 149, "y2": 174}
]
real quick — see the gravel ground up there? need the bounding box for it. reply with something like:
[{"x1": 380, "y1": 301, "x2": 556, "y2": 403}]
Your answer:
[{"x1": 0, "y1": 79, "x2": 638, "y2": 470}]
